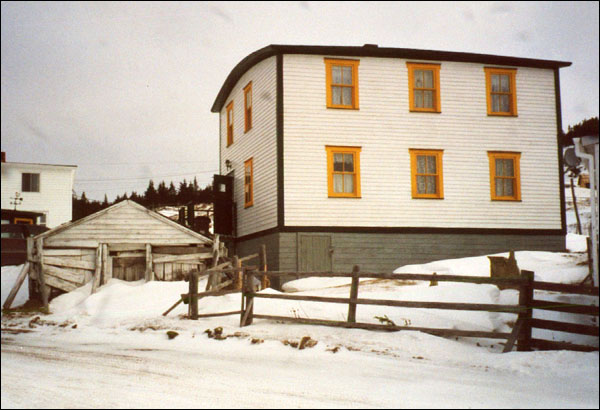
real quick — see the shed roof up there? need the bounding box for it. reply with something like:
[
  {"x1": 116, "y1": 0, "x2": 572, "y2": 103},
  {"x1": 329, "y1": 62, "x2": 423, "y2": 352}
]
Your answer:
[
  {"x1": 211, "y1": 44, "x2": 572, "y2": 112},
  {"x1": 36, "y1": 200, "x2": 212, "y2": 248}
]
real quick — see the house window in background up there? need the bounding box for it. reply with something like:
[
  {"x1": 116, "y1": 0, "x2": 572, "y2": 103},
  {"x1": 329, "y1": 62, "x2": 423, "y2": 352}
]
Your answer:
[
  {"x1": 22, "y1": 173, "x2": 40, "y2": 192},
  {"x1": 244, "y1": 158, "x2": 253, "y2": 208},
  {"x1": 244, "y1": 82, "x2": 252, "y2": 132},
  {"x1": 226, "y1": 101, "x2": 234, "y2": 146}
]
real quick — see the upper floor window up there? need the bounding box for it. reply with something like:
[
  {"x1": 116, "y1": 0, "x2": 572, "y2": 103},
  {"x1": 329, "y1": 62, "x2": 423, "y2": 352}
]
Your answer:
[
  {"x1": 244, "y1": 158, "x2": 253, "y2": 208},
  {"x1": 244, "y1": 82, "x2": 252, "y2": 133},
  {"x1": 409, "y1": 149, "x2": 444, "y2": 199},
  {"x1": 324, "y1": 58, "x2": 359, "y2": 109},
  {"x1": 407, "y1": 63, "x2": 441, "y2": 113},
  {"x1": 326, "y1": 146, "x2": 361, "y2": 198},
  {"x1": 226, "y1": 101, "x2": 234, "y2": 147},
  {"x1": 22, "y1": 173, "x2": 40, "y2": 192},
  {"x1": 488, "y1": 151, "x2": 521, "y2": 201},
  {"x1": 484, "y1": 68, "x2": 518, "y2": 116}
]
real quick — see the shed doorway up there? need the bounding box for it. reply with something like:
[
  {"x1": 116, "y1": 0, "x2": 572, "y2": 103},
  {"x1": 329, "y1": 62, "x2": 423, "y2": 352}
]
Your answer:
[{"x1": 298, "y1": 234, "x2": 332, "y2": 272}]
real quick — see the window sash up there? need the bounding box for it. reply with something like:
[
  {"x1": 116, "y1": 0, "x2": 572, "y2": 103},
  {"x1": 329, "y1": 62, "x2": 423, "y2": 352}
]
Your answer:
[
  {"x1": 488, "y1": 152, "x2": 521, "y2": 200},
  {"x1": 407, "y1": 63, "x2": 441, "y2": 112},
  {"x1": 325, "y1": 59, "x2": 359, "y2": 109},
  {"x1": 326, "y1": 146, "x2": 361, "y2": 198},
  {"x1": 485, "y1": 68, "x2": 517, "y2": 116},
  {"x1": 244, "y1": 158, "x2": 253, "y2": 207},
  {"x1": 244, "y1": 83, "x2": 252, "y2": 132},
  {"x1": 410, "y1": 150, "x2": 443, "y2": 198},
  {"x1": 226, "y1": 102, "x2": 234, "y2": 146},
  {"x1": 22, "y1": 173, "x2": 40, "y2": 192}
]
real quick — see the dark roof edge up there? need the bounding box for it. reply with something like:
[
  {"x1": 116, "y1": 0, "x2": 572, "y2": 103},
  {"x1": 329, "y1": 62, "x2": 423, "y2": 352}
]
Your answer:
[{"x1": 211, "y1": 44, "x2": 572, "y2": 113}]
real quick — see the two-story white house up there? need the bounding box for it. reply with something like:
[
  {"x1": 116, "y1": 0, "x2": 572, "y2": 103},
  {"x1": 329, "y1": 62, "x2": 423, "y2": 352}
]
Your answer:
[
  {"x1": 211, "y1": 44, "x2": 570, "y2": 285},
  {"x1": 1, "y1": 152, "x2": 76, "y2": 228}
]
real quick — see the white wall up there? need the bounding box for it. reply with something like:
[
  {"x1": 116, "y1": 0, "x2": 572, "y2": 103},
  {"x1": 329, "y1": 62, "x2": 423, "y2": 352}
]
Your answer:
[
  {"x1": 1, "y1": 162, "x2": 75, "y2": 228},
  {"x1": 283, "y1": 54, "x2": 562, "y2": 230},
  {"x1": 220, "y1": 56, "x2": 278, "y2": 237}
]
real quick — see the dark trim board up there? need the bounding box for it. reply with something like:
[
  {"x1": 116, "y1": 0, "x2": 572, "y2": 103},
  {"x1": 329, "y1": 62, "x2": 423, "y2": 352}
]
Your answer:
[
  {"x1": 554, "y1": 68, "x2": 568, "y2": 234},
  {"x1": 235, "y1": 226, "x2": 565, "y2": 244}
]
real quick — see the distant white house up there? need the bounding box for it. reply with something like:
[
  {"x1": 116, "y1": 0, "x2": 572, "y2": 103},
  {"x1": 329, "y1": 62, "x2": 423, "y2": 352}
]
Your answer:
[{"x1": 1, "y1": 152, "x2": 76, "y2": 228}]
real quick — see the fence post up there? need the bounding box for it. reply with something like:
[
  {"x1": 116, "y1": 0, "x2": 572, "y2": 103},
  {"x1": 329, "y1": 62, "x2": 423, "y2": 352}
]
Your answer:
[
  {"x1": 517, "y1": 270, "x2": 534, "y2": 351},
  {"x1": 260, "y1": 244, "x2": 269, "y2": 289},
  {"x1": 190, "y1": 269, "x2": 199, "y2": 320},
  {"x1": 240, "y1": 268, "x2": 255, "y2": 327},
  {"x1": 347, "y1": 265, "x2": 360, "y2": 323}
]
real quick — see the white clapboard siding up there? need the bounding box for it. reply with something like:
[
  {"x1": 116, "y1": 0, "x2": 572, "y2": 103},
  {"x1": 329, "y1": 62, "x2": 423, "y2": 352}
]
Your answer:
[
  {"x1": 220, "y1": 56, "x2": 278, "y2": 237},
  {"x1": 282, "y1": 54, "x2": 562, "y2": 230},
  {"x1": 0, "y1": 162, "x2": 75, "y2": 228},
  {"x1": 40, "y1": 200, "x2": 211, "y2": 247}
]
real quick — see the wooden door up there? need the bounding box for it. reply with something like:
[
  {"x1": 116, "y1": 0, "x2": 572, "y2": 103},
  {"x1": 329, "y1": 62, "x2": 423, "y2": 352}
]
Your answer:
[{"x1": 298, "y1": 234, "x2": 332, "y2": 272}]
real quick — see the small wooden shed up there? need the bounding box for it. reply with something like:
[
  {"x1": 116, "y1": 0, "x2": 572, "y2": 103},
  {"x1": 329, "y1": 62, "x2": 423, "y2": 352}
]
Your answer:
[{"x1": 29, "y1": 200, "x2": 213, "y2": 300}]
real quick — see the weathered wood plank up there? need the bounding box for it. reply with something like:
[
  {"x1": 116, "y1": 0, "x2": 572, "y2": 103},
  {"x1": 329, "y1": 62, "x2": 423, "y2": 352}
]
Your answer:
[
  {"x1": 92, "y1": 245, "x2": 102, "y2": 294},
  {"x1": 152, "y1": 253, "x2": 212, "y2": 264},
  {"x1": 3, "y1": 263, "x2": 30, "y2": 309},
  {"x1": 43, "y1": 256, "x2": 95, "y2": 271},
  {"x1": 44, "y1": 274, "x2": 79, "y2": 292},
  {"x1": 43, "y1": 264, "x2": 86, "y2": 285},
  {"x1": 533, "y1": 281, "x2": 599, "y2": 296},
  {"x1": 530, "y1": 299, "x2": 599, "y2": 316},
  {"x1": 530, "y1": 338, "x2": 598, "y2": 352},
  {"x1": 43, "y1": 249, "x2": 95, "y2": 257},
  {"x1": 36, "y1": 238, "x2": 49, "y2": 307}
]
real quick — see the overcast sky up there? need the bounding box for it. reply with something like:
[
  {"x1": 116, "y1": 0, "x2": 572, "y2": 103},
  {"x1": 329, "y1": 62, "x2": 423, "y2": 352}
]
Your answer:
[{"x1": 1, "y1": 1, "x2": 598, "y2": 201}]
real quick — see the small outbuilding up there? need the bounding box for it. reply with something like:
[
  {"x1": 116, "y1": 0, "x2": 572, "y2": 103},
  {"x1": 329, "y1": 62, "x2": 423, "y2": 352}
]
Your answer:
[{"x1": 29, "y1": 200, "x2": 213, "y2": 301}]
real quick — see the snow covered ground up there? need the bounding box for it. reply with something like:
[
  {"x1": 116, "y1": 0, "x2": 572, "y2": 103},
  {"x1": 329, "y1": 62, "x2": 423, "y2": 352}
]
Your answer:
[{"x1": 2, "y1": 240, "x2": 598, "y2": 408}]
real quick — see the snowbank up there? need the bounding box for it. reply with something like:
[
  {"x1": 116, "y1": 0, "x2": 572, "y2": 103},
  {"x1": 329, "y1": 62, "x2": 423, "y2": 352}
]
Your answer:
[{"x1": 1, "y1": 264, "x2": 29, "y2": 309}]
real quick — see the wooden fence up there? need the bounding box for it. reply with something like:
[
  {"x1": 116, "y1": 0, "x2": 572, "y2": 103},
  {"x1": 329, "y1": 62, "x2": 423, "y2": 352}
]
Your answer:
[{"x1": 233, "y1": 266, "x2": 598, "y2": 352}]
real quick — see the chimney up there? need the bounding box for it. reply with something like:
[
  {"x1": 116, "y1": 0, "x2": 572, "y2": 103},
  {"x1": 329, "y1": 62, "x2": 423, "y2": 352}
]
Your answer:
[{"x1": 1, "y1": 151, "x2": 5, "y2": 163}]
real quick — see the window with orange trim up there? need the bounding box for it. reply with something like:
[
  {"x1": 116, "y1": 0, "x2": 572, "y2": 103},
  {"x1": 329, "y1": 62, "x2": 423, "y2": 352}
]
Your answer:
[
  {"x1": 324, "y1": 59, "x2": 359, "y2": 109},
  {"x1": 409, "y1": 149, "x2": 444, "y2": 199},
  {"x1": 244, "y1": 82, "x2": 252, "y2": 132},
  {"x1": 407, "y1": 63, "x2": 441, "y2": 113},
  {"x1": 326, "y1": 146, "x2": 361, "y2": 198},
  {"x1": 244, "y1": 158, "x2": 253, "y2": 208},
  {"x1": 484, "y1": 68, "x2": 518, "y2": 116},
  {"x1": 488, "y1": 152, "x2": 521, "y2": 201},
  {"x1": 226, "y1": 101, "x2": 234, "y2": 147}
]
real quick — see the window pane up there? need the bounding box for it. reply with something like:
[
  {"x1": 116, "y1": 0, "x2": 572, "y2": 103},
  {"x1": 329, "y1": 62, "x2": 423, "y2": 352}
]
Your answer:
[
  {"x1": 426, "y1": 176, "x2": 437, "y2": 194},
  {"x1": 423, "y1": 90, "x2": 434, "y2": 108},
  {"x1": 492, "y1": 95, "x2": 500, "y2": 112},
  {"x1": 343, "y1": 174, "x2": 354, "y2": 193},
  {"x1": 333, "y1": 154, "x2": 343, "y2": 171},
  {"x1": 246, "y1": 92, "x2": 252, "y2": 109},
  {"x1": 343, "y1": 154, "x2": 354, "y2": 172},
  {"x1": 423, "y1": 70, "x2": 433, "y2": 88},
  {"x1": 332, "y1": 86, "x2": 342, "y2": 105},
  {"x1": 491, "y1": 75, "x2": 500, "y2": 92},
  {"x1": 500, "y1": 75, "x2": 510, "y2": 92},
  {"x1": 417, "y1": 156, "x2": 426, "y2": 174},
  {"x1": 342, "y1": 87, "x2": 352, "y2": 106},
  {"x1": 417, "y1": 175, "x2": 426, "y2": 194},
  {"x1": 415, "y1": 90, "x2": 424, "y2": 108},
  {"x1": 341, "y1": 66, "x2": 352, "y2": 85},
  {"x1": 495, "y1": 159, "x2": 505, "y2": 176},
  {"x1": 426, "y1": 156, "x2": 437, "y2": 174},
  {"x1": 500, "y1": 95, "x2": 510, "y2": 112},
  {"x1": 504, "y1": 159, "x2": 514, "y2": 177},
  {"x1": 332, "y1": 66, "x2": 342, "y2": 84},
  {"x1": 414, "y1": 70, "x2": 424, "y2": 88},
  {"x1": 495, "y1": 178, "x2": 504, "y2": 196},
  {"x1": 333, "y1": 174, "x2": 343, "y2": 193},
  {"x1": 504, "y1": 179, "x2": 514, "y2": 197}
]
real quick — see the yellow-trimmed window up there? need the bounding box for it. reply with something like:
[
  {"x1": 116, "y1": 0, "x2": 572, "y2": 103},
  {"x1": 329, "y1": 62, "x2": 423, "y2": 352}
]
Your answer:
[
  {"x1": 226, "y1": 101, "x2": 234, "y2": 147},
  {"x1": 484, "y1": 67, "x2": 518, "y2": 116},
  {"x1": 324, "y1": 58, "x2": 359, "y2": 109},
  {"x1": 244, "y1": 82, "x2": 252, "y2": 132},
  {"x1": 488, "y1": 152, "x2": 521, "y2": 201},
  {"x1": 244, "y1": 158, "x2": 253, "y2": 208},
  {"x1": 407, "y1": 63, "x2": 441, "y2": 113},
  {"x1": 326, "y1": 146, "x2": 361, "y2": 198},
  {"x1": 409, "y1": 149, "x2": 444, "y2": 199}
]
